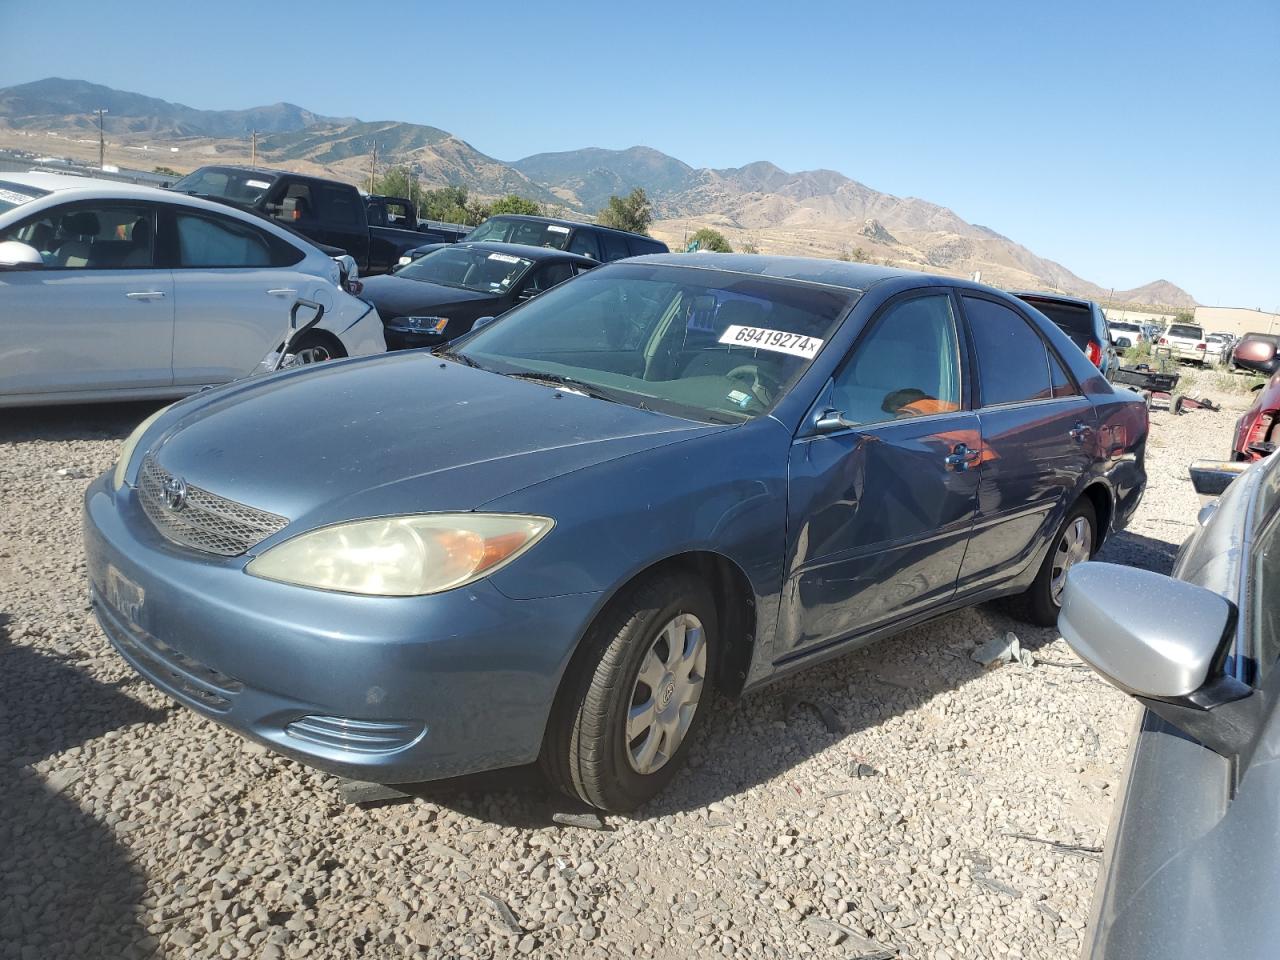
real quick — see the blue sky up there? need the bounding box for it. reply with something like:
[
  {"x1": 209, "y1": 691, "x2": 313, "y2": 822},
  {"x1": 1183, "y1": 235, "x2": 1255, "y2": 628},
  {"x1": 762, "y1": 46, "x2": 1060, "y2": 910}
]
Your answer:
[{"x1": 2, "y1": 0, "x2": 1276, "y2": 306}]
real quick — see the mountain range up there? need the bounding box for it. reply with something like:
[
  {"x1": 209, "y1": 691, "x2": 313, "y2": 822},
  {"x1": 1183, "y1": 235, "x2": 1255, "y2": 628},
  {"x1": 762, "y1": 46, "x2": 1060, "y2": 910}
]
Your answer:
[{"x1": 0, "y1": 77, "x2": 1195, "y2": 307}]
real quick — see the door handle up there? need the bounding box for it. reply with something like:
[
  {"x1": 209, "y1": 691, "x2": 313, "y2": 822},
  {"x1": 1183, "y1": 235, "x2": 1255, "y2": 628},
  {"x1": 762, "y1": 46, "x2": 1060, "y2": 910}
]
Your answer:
[
  {"x1": 267, "y1": 288, "x2": 298, "y2": 296},
  {"x1": 944, "y1": 443, "x2": 982, "y2": 471},
  {"x1": 125, "y1": 290, "x2": 166, "y2": 299},
  {"x1": 1069, "y1": 422, "x2": 1093, "y2": 443}
]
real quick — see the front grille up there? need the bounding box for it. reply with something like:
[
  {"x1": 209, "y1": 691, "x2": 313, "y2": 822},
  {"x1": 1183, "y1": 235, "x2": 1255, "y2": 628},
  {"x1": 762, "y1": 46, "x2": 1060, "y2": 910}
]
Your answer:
[{"x1": 136, "y1": 455, "x2": 288, "y2": 557}]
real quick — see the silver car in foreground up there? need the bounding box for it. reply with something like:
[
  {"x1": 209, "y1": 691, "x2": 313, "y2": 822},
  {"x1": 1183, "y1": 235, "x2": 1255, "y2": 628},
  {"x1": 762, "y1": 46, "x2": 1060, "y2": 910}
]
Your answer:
[
  {"x1": 0, "y1": 173, "x2": 385, "y2": 407},
  {"x1": 1059, "y1": 453, "x2": 1279, "y2": 958}
]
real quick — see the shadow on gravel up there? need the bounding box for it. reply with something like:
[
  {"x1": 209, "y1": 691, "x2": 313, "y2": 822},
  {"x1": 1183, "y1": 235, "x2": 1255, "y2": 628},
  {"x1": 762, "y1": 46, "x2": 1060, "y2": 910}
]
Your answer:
[
  {"x1": 1095, "y1": 528, "x2": 1181, "y2": 576},
  {"x1": 0, "y1": 400, "x2": 167, "y2": 444},
  {"x1": 378, "y1": 603, "x2": 1056, "y2": 824},
  {"x1": 0, "y1": 614, "x2": 167, "y2": 957}
]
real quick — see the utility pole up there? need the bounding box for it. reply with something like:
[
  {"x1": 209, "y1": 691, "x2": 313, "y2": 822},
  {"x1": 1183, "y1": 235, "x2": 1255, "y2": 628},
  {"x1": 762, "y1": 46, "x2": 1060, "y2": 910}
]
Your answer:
[
  {"x1": 369, "y1": 142, "x2": 378, "y2": 193},
  {"x1": 250, "y1": 130, "x2": 257, "y2": 169},
  {"x1": 97, "y1": 107, "x2": 108, "y2": 169}
]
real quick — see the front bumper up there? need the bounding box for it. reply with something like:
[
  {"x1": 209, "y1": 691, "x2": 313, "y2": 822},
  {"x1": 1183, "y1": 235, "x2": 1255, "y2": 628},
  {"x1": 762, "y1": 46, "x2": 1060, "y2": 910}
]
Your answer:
[
  {"x1": 83, "y1": 473, "x2": 601, "y2": 782},
  {"x1": 383, "y1": 325, "x2": 448, "y2": 352}
]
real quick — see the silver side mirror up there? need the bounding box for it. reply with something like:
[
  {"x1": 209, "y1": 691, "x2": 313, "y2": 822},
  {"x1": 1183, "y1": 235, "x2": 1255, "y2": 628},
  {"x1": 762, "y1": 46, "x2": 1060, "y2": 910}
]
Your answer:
[
  {"x1": 1190, "y1": 459, "x2": 1250, "y2": 504},
  {"x1": 471, "y1": 315, "x2": 497, "y2": 333},
  {"x1": 1060, "y1": 562, "x2": 1255, "y2": 758},
  {"x1": 0, "y1": 240, "x2": 43, "y2": 269}
]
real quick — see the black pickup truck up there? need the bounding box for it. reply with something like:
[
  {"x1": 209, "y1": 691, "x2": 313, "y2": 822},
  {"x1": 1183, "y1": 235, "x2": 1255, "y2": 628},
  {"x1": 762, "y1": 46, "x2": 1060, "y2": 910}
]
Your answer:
[{"x1": 169, "y1": 166, "x2": 436, "y2": 275}]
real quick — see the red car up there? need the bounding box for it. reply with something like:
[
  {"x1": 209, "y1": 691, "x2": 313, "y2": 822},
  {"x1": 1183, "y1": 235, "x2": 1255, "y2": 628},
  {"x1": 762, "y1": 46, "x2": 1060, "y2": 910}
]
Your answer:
[{"x1": 1233, "y1": 370, "x2": 1280, "y2": 460}]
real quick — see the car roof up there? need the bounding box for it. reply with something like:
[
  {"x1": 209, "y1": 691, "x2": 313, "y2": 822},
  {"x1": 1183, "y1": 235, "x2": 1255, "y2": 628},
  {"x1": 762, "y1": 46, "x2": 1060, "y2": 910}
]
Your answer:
[
  {"x1": 483, "y1": 213, "x2": 661, "y2": 242},
  {"x1": 1010, "y1": 290, "x2": 1097, "y2": 309},
  {"x1": 622, "y1": 252, "x2": 973, "y2": 294},
  {"x1": 457, "y1": 240, "x2": 598, "y2": 265},
  {"x1": 1, "y1": 171, "x2": 254, "y2": 212}
]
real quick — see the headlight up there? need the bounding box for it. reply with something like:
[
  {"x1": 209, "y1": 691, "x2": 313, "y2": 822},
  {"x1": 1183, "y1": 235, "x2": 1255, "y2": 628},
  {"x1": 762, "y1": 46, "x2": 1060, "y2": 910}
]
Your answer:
[
  {"x1": 401, "y1": 316, "x2": 449, "y2": 334},
  {"x1": 112, "y1": 405, "x2": 171, "y2": 489},
  {"x1": 245, "y1": 513, "x2": 553, "y2": 596}
]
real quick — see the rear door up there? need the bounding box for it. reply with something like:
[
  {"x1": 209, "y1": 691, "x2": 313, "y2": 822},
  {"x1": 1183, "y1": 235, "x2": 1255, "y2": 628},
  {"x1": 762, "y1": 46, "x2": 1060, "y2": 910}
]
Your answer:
[
  {"x1": 956, "y1": 294, "x2": 1095, "y2": 592},
  {"x1": 165, "y1": 204, "x2": 330, "y2": 386},
  {"x1": 0, "y1": 199, "x2": 172, "y2": 398},
  {"x1": 780, "y1": 290, "x2": 980, "y2": 654}
]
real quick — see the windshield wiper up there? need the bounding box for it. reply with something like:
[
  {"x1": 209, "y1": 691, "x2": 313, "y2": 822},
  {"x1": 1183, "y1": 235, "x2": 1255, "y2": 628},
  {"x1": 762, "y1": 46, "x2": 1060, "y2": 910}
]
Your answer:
[
  {"x1": 434, "y1": 348, "x2": 483, "y2": 369},
  {"x1": 505, "y1": 371, "x2": 635, "y2": 406}
]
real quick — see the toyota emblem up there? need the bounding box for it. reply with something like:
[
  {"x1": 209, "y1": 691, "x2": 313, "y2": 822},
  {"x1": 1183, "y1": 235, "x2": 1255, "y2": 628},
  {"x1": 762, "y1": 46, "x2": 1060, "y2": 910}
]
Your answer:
[{"x1": 162, "y1": 475, "x2": 189, "y2": 512}]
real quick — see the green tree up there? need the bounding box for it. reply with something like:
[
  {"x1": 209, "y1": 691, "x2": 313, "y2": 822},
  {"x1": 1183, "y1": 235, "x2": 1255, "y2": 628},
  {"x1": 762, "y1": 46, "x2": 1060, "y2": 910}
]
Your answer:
[
  {"x1": 417, "y1": 186, "x2": 476, "y2": 225},
  {"x1": 488, "y1": 194, "x2": 543, "y2": 216},
  {"x1": 596, "y1": 187, "x2": 652, "y2": 235},
  {"x1": 689, "y1": 228, "x2": 733, "y2": 253},
  {"x1": 152, "y1": 165, "x2": 180, "y2": 177},
  {"x1": 1174, "y1": 309, "x2": 1197, "y2": 324},
  {"x1": 374, "y1": 165, "x2": 416, "y2": 199}
]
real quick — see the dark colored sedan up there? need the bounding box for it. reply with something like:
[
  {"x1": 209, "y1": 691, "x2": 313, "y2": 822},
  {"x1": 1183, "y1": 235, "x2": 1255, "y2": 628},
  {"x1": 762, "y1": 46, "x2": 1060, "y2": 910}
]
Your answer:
[
  {"x1": 365, "y1": 241, "x2": 596, "y2": 350},
  {"x1": 86, "y1": 256, "x2": 1148, "y2": 811},
  {"x1": 1060, "y1": 451, "x2": 1280, "y2": 960}
]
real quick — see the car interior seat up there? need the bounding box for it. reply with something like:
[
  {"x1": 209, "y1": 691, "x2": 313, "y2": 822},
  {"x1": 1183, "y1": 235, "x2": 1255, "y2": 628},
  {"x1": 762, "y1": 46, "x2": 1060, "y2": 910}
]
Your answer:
[
  {"x1": 122, "y1": 217, "x2": 152, "y2": 267},
  {"x1": 55, "y1": 211, "x2": 100, "y2": 267}
]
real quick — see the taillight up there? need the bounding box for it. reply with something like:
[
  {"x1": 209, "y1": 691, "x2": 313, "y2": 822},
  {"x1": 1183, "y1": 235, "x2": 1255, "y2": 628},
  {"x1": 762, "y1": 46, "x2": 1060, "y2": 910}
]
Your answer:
[
  {"x1": 1159, "y1": 337, "x2": 1168, "y2": 345},
  {"x1": 1196, "y1": 342, "x2": 1207, "y2": 351},
  {"x1": 1244, "y1": 411, "x2": 1276, "y2": 459},
  {"x1": 1086, "y1": 340, "x2": 1102, "y2": 366},
  {"x1": 347, "y1": 279, "x2": 364, "y2": 295}
]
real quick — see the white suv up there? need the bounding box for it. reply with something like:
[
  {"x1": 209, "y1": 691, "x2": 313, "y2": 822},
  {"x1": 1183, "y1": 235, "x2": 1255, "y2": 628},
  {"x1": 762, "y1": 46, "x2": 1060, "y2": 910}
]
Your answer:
[{"x1": 1157, "y1": 322, "x2": 1209, "y2": 365}]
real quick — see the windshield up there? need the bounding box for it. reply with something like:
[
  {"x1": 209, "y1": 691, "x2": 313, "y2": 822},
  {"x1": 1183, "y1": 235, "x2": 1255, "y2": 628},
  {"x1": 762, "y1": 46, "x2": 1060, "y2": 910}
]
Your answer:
[
  {"x1": 171, "y1": 167, "x2": 276, "y2": 205},
  {"x1": 397, "y1": 244, "x2": 534, "y2": 293},
  {"x1": 0, "y1": 180, "x2": 50, "y2": 216},
  {"x1": 453, "y1": 262, "x2": 856, "y2": 423},
  {"x1": 465, "y1": 217, "x2": 572, "y2": 251}
]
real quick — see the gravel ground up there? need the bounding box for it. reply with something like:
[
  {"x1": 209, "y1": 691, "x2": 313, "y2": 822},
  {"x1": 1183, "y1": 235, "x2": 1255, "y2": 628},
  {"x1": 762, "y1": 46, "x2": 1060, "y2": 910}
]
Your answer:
[{"x1": 0, "y1": 383, "x2": 1254, "y2": 960}]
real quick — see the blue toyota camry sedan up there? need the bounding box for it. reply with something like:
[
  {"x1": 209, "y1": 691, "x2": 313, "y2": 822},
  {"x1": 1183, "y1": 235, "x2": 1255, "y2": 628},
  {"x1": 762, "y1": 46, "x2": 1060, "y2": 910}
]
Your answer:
[{"x1": 86, "y1": 255, "x2": 1148, "y2": 811}]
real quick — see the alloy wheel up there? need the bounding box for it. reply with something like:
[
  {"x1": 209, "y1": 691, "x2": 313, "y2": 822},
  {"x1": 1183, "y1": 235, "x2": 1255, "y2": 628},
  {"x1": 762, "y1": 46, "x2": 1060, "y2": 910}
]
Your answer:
[
  {"x1": 1050, "y1": 516, "x2": 1092, "y2": 605},
  {"x1": 625, "y1": 613, "x2": 706, "y2": 775}
]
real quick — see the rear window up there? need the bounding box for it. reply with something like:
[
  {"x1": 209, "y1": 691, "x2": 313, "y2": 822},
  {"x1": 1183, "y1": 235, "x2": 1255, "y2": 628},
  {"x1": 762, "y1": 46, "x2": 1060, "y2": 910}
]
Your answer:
[
  {"x1": 1110, "y1": 321, "x2": 1140, "y2": 332},
  {"x1": 0, "y1": 180, "x2": 50, "y2": 215},
  {"x1": 1168, "y1": 324, "x2": 1204, "y2": 339},
  {"x1": 1019, "y1": 299, "x2": 1094, "y2": 351}
]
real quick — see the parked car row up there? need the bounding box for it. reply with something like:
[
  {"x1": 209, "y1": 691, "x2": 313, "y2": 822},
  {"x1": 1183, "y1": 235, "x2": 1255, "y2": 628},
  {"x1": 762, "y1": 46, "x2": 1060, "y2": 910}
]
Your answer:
[{"x1": 396, "y1": 213, "x2": 670, "y2": 268}]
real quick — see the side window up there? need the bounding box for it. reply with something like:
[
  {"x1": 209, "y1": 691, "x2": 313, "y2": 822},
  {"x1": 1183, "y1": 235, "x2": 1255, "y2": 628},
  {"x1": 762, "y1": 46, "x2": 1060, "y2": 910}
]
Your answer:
[
  {"x1": 628, "y1": 237, "x2": 663, "y2": 256},
  {"x1": 964, "y1": 296, "x2": 1053, "y2": 405},
  {"x1": 600, "y1": 232, "x2": 630, "y2": 261},
  {"x1": 1, "y1": 203, "x2": 156, "y2": 269},
  {"x1": 1049, "y1": 350, "x2": 1079, "y2": 397},
  {"x1": 831, "y1": 294, "x2": 962, "y2": 427},
  {"x1": 175, "y1": 211, "x2": 275, "y2": 268},
  {"x1": 316, "y1": 186, "x2": 362, "y2": 226},
  {"x1": 527, "y1": 261, "x2": 574, "y2": 293},
  {"x1": 568, "y1": 230, "x2": 600, "y2": 261}
]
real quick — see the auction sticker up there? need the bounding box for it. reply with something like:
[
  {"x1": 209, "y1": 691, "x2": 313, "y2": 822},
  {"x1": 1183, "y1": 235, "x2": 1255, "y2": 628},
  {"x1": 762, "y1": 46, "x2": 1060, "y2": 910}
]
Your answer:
[
  {"x1": 546, "y1": 224, "x2": 570, "y2": 233},
  {"x1": 0, "y1": 188, "x2": 37, "y2": 206},
  {"x1": 245, "y1": 179, "x2": 272, "y2": 190},
  {"x1": 488, "y1": 253, "x2": 522, "y2": 263},
  {"x1": 719, "y1": 325, "x2": 824, "y2": 359}
]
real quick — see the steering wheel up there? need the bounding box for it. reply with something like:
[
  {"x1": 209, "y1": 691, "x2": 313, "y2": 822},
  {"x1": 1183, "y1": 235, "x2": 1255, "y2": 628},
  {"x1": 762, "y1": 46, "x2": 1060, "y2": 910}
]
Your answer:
[{"x1": 726, "y1": 364, "x2": 779, "y2": 408}]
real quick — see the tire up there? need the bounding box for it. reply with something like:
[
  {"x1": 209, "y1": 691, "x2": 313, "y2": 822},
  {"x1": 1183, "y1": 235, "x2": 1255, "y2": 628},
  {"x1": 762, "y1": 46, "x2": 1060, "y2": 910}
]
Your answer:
[
  {"x1": 286, "y1": 333, "x2": 345, "y2": 366},
  {"x1": 541, "y1": 570, "x2": 718, "y2": 812},
  {"x1": 1010, "y1": 499, "x2": 1097, "y2": 628}
]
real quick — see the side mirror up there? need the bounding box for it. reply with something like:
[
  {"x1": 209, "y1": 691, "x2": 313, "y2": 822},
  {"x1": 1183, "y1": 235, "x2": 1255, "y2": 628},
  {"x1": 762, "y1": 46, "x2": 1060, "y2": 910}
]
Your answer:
[
  {"x1": 516, "y1": 287, "x2": 537, "y2": 302},
  {"x1": 813, "y1": 408, "x2": 857, "y2": 435},
  {"x1": 1190, "y1": 459, "x2": 1251, "y2": 500},
  {"x1": 471, "y1": 315, "x2": 496, "y2": 333},
  {"x1": 0, "y1": 240, "x2": 43, "y2": 270},
  {"x1": 1060, "y1": 562, "x2": 1255, "y2": 758},
  {"x1": 1114, "y1": 337, "x2": 1132, "y2": 350}
]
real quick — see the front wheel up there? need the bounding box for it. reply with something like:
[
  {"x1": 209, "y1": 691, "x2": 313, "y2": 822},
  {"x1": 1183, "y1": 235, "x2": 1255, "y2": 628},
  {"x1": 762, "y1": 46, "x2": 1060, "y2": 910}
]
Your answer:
[
  {"x1": 285, "y1": 333, "x2": 345, "y2": 366},
  {"x1": 541, "y1": 571, "x2": 717, "y2": 812},
  {"x1": 1011, "y1": 499, "x2": 1097, "y2": 627}
]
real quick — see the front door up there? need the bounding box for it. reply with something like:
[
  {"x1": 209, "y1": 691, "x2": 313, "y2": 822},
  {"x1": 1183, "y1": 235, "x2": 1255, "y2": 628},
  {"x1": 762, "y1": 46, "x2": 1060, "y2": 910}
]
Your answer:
[
  {"x1": 0, "y1": 200, "x2": 172, "y2": 399},
  {"x1": 955, "y1": 294, "x2": 1096, "y2": 591},
  {"x1": 780, "y1": 291, "x2": 980, "y2": 656}
]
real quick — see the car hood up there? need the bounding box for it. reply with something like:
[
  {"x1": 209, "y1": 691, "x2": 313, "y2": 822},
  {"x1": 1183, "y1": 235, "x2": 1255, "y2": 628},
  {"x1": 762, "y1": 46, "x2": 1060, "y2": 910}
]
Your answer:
[
  {"x1": 147, "y1": 352, "x2": 723, "y2": 536},
  {"x1": 361, "y1": 275, "x2": 498, "y2": 318}
]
